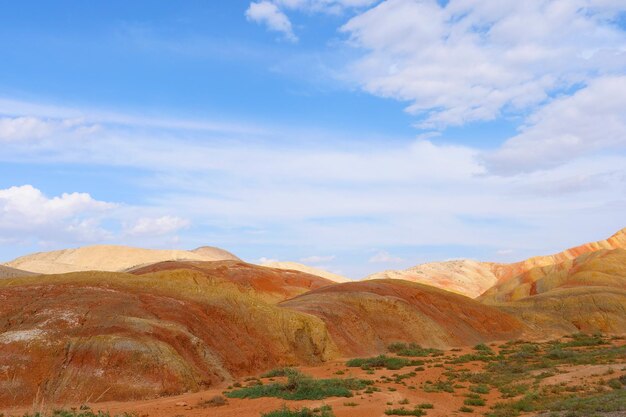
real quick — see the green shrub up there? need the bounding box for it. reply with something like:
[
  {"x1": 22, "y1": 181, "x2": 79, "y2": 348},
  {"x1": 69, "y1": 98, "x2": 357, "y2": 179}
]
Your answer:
[
  {"x1": 226, "y1": 370, "x2": 372, "y2": 400},
  {"x1": 474, "y1": 343, "x2": 494, "y2": 353},
  {"x1": 423, "y1": 380, "x2": 454, "y2": 393},
  {"x1": 262, "y1": 405, "x2": 334, "y2": 417},
  {"x1": 388, "y1": 343, "x2": 443, "y2": 357},
  {"x1": 347, "y1": 355, "x2": 423, "y2": 370},
  {"x1": 262, "y1": 367, "x2": 301, "y2": 378},
  {"x1": 469, "y1": 384, "x2": 490, "y2": 394},
  {"x1": 546, "y1": 349, "x2": 575, "y2": 360},
  {"x1": 464, "y1": 397, "x2": 486, "y2": 406},
  {"x1": 547, "y1": 390, "x2": 626, "y2": 413}
]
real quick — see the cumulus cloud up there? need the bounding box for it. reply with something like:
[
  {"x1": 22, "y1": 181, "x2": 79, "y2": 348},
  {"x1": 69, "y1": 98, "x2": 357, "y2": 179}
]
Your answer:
[
  {"x1": 341, "y1": 0, "x2": 626, "y2": 128},
  {"x1": 246, "y1": 1, "x2": 298, "y2": 42},
  {"x1": 0, "y1": 185, "x2": 116, "y2": 242},
  {"x1": 124, "y1": 216, "x2": 190, "y2": 237},
  {"x1": 0, "y1": 185, "x2": 192, "y2": 249},
  {"x1": 368, "y1": 250, "x2": 403, "y2": 263},
  {"x1": 483, "y1": 76, "x2": 626, "y2": 174}
]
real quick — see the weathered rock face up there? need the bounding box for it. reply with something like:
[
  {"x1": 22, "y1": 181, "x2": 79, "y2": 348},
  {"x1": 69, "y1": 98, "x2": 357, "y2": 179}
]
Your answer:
[
  {"x1": 364, "y1": 227, "x2": 626, "y2": 298},
  {"x1": 497, "y1": 287, "x2": 626, "y2": 336},
  {"x1": 488, "y1": 227, "x2": 626, "y2": 285},
  {"x1": 281, "y1": 279, "x2": 525, "y2": 356},
  {"x1": 481, "y1": 249, "x2": 626, "y2": 335},
  {"x1": 480, "y1": 249, "x2": 626, "y2": 303},
  {"x1": 3, "y1": 244, "x2": 240, "y2": 274},
  {"x1": 129, "y1": 260, "x2": 335, "y2": 303},
  {"x1": 259, "y1": 261, "x2": 351, "y2": 283},
  {"x1": 0, "y1": 270, "x2": 338, "y2": 406}
]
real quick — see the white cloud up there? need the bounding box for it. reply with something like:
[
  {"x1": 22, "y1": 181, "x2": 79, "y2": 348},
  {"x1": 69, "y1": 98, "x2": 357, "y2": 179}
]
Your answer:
[
  {"x1": 245, "y1": 0, "x2": 379, "y2": 40},
  {"x1": 300, "y1": 254, "x2": 336, "y2": 263},
  {"x1": 124, "y1": 216, "x2": 190, "y2": 237},
  {"x1": 0, "y1": 185, "x2": 116, "y2": 242},
  {"x1": 484, "y1": 76, "x2": 626, "y2": 174},
  {"x1": 0, "y1": 185, "x2": 193, "y2": 249},
  {"x1": 340, "y1": 0, "x2": 626, "y2": 128},
  {"x1": 274, "y1": 0, "x2": 379, "y2": 14},
  {"x1": 0, "y1": 117, "x2": 55, "y2": 141},
  {"x1": 0, "y1": 116, "x2": 98, "y2": 142},
  {"x1": 246, "y1": 1, "x2": 298, "y2": 42},
  {"x1": 368, "y1": 250, "x2": 403, "y2": 263}
]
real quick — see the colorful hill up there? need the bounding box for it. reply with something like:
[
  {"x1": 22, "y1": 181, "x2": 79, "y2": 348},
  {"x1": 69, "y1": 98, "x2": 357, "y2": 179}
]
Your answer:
[
  {"x1": 281, "y1": 279, "x2": 525, "y2": 356},
  {"x1": 364, "y1": 227, "x2": 626, "y2": 298},
  {"x1": 129, "y1": 260, "x2": 335, "y2": 303},
  {"x1": 481, "y1": 248, "x2": 626, "y2": 302},
  {"x1": 0, "y1": 269, "x2": 337, "y2": 407}
]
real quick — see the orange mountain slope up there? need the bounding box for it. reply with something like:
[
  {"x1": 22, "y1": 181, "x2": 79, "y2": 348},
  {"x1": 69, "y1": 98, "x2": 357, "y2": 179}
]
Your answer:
[
  {"x1": 489, "y1": 227, "x2": 626, "y2": 285},
  {"x1": 129, "y1": 260, "x2": 335, "y2": 303},
  {"x1": 481, "y1": 249, "x2": 626, "y2": 335},
  {"x1": 0, "y1": 269, "x2": 338, "y2": 406},
  {"x1": 281, "y1": 279, "x2": 525, "y2": 356},
  {"x1": 481, "y1": 248, "x2": 626, "y2": 302}
]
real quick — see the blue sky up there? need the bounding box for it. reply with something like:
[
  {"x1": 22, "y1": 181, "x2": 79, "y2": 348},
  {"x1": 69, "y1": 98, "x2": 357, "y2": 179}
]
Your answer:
[{"x1": 1, "y1": 1, "x2": 626, "y2": 278}]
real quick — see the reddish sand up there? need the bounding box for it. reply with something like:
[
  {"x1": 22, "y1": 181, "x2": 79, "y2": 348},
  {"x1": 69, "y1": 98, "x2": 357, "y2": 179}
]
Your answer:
[{"x1": 2, "y1": 345, "x2": 507, "y2": 417}]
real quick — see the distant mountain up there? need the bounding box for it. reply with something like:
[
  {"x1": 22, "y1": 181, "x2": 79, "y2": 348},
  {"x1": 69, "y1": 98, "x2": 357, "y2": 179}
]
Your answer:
[
  {"x1": 364, "y1": 259, "x2": 498, "y2": 298},
  {"x1": 3, "y1": 244, "x2": 240, "y2": 274},
  {"x1": 364, "y1": 227, "x2": 626, "y2": 298}
]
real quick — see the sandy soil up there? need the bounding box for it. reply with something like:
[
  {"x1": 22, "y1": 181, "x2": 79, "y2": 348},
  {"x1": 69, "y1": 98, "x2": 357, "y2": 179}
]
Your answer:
[
  {"x1": 4, "y1": 341, "x2": 625, "y2": 417},
  {"x1": 2, "y1": 346, "x2": 503, "y2": 417}
]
